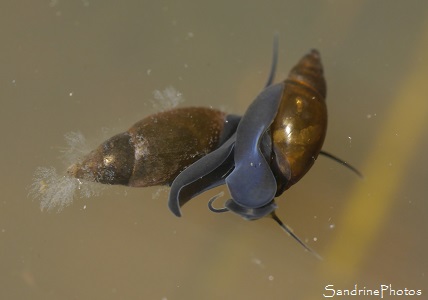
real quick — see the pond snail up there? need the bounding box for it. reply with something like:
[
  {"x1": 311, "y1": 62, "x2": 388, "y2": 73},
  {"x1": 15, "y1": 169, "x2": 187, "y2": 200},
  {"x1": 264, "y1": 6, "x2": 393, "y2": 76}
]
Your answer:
[{"x1": 67, "y1": 36, "x2": 361, "y2": 257}]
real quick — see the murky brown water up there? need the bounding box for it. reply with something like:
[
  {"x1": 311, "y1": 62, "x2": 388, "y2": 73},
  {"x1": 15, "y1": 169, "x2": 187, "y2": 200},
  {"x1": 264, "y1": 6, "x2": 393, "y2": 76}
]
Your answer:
[{"x1": 1, "y1": 1, "x2": 428, "y2": 299}]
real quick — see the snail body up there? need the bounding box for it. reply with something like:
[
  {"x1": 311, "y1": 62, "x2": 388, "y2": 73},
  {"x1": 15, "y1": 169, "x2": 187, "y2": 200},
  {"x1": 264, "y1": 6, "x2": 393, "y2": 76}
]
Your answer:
[{"x1": 168, "y1": 49, "x2": 328, "y2": 220}]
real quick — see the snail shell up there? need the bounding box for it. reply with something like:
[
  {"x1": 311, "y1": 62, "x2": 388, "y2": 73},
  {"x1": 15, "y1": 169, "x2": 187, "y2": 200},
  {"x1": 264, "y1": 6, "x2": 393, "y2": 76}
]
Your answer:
[
  {"x1": 271, "y1": 49, "x2": 327, "y2": 194},
  {"x1": 68, "y1": 107, "x2": 239, "y2": 187}
]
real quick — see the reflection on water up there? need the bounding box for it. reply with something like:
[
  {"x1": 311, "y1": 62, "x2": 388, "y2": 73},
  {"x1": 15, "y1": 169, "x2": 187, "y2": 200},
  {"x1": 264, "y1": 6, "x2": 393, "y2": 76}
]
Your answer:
[{"x1": 1, "y1": 1, "x2": 428, "y2": 299}]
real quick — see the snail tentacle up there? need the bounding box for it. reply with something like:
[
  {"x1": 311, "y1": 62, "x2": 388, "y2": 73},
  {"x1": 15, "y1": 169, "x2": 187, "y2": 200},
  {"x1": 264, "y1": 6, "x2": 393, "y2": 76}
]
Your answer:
[
  {"x1": 319, "y1": 150, "x2": 363, "y2": 178},
  {"x1": 264, "y1": 32, "x2": 279, "y2": 88},
  {"x1": 207, "y1": 193, "x2": 229, "y2": 213},
  {"x1": 270, "y1": 212, "x2": 323, "y2": 261}
]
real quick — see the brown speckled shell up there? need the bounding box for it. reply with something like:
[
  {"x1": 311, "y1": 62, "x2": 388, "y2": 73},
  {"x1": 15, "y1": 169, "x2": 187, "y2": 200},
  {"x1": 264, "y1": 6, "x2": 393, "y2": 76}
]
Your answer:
[
  {"x1": 127, "y1": 107, "x2": 226, "y2": 187},
  {"x1": 68, "y1": 107, "x2": 227, "y2": 187}
]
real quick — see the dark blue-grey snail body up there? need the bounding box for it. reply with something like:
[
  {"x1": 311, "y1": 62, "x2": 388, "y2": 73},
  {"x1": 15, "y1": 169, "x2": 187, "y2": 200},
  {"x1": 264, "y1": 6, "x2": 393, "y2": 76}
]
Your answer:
[{"x1": 168, "y1": 49, "x2": 328, "y2": 221}]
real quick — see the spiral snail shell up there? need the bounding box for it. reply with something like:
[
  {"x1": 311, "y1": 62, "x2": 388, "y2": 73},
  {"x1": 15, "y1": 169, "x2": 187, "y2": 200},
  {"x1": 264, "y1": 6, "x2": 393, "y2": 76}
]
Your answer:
[{"x1": 67, "y1": 107, "x2": 240, "y2": 187}]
